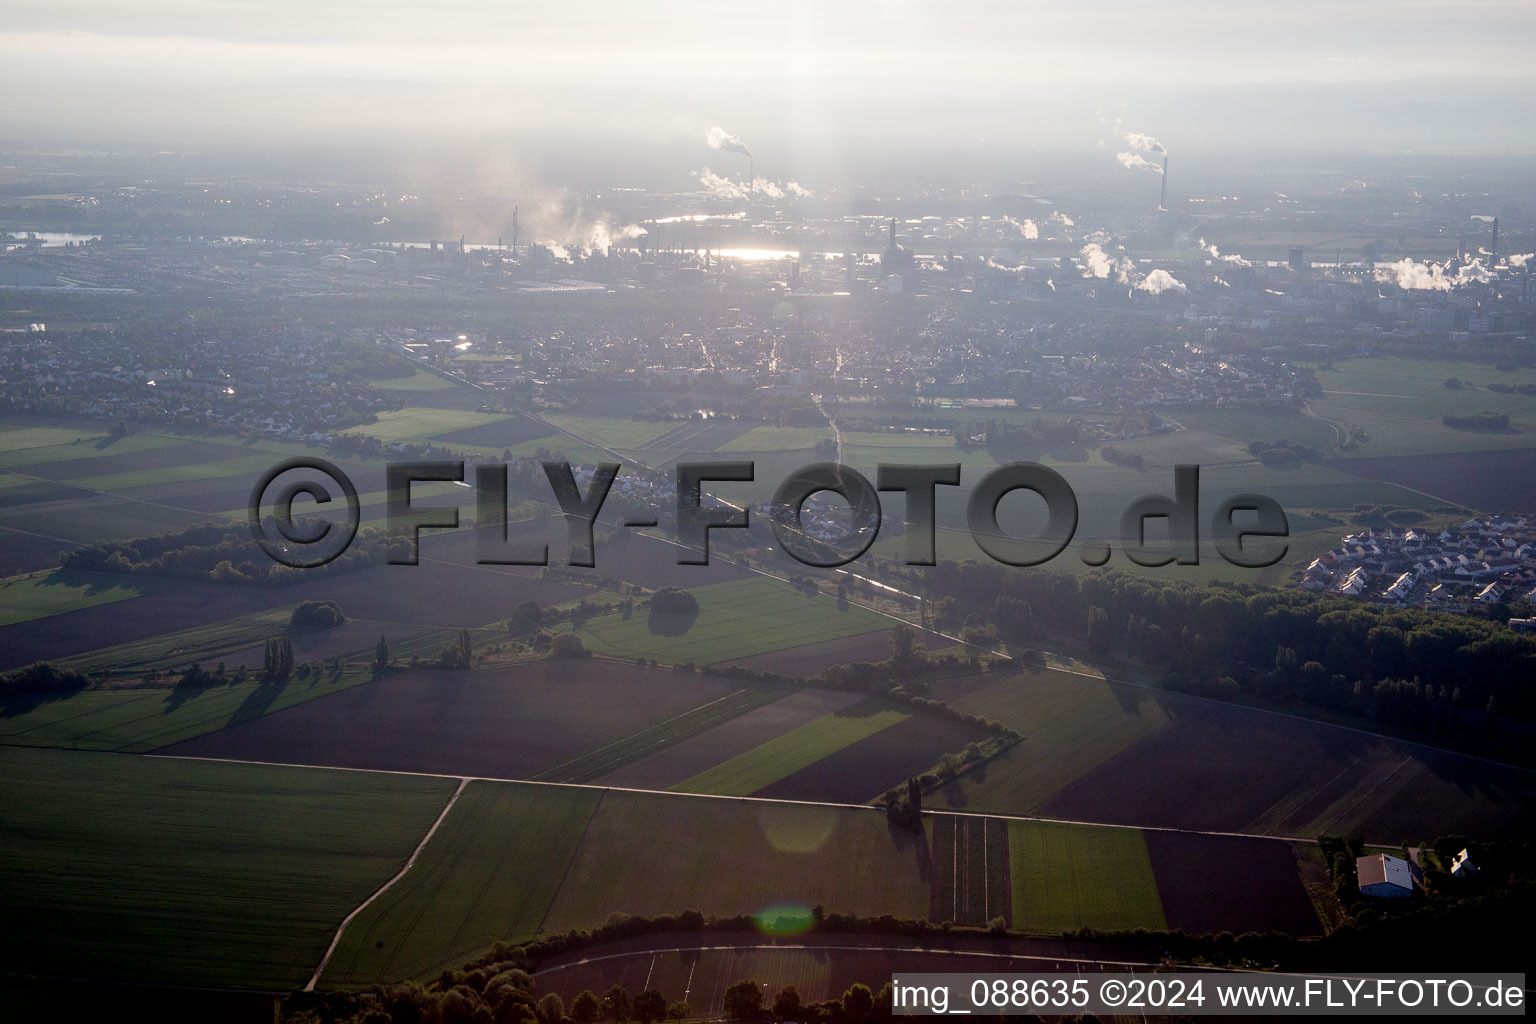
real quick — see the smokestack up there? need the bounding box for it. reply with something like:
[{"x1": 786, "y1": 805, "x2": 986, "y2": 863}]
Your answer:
[
  {"x1": 889, "y1": 218, "x2": 897, "y2": 248},
  {"x1": 1491, "y1": 217, "x2": 1499, "y2": 259},
  {"x1": 1159, "y1": 157, "x2": 1168, "y2": 210},
  {"x1": 511, "y1": 206, "x2": 519, "y2": 254}
]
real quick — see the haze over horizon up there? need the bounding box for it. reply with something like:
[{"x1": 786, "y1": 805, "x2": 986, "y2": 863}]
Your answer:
[{"x1": 3, "y1": 0, "x2": 1534, "y2": 166}]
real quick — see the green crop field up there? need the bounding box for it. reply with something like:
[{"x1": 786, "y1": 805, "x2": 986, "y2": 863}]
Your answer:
[
  {"x1": 0, "y1": 747, "x2": 457, "y2": 990},
  {"x1": 65, "y1": 452, "x2": 280, "y2": 492},
  {"x1": 0, "y1": 425, "x2": 120, "y2": 453},
  {"x1": 540, "y1": 791, "x2": 931, "y2": 932},
  {"x1": 1008, "y1": 820, "x2": 1166, "y2": 934},
  {"x1": 541, "y1": 414, "x2": 679, "y2": 450},
  {"x1": 719, "y1": 426, "x2": 834, "y2": 451},
  {"x1": 1311, "y1": 357, "x2": 1536, "y2": 457},
  {"x1": 0, "y1": 569, "x2": 144, "y2": 627},
  {"x1": 672, "y1": 702, "x2": 910, "y2": 796},
  {"x1": 321, "y1": 780, "x2": 600, "y2": 987},
  {"x1": 342, "y1": 407, "x2": 511, "y2": 444},
  {"x1": 0, "y1": 431, "x2": 190, "y2": 469},
  {"x1": 369, "y1": 369, "x2": 455, "y2": 391},
  {"x1": 0, "y1": 669, "x2": 375, "y2": 751},
  {"x1": 563, "y1": 576, "x2": 889, "y2": 664}
]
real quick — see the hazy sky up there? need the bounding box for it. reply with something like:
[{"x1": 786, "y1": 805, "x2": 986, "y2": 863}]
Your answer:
[{"x1": 2, "y1": 1, "x2": 1533, "y2": 156}]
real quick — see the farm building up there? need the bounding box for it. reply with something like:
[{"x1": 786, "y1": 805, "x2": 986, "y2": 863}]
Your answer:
[{"x1": 1356, "y1": 854, "x2": 1414, "y2": 898}]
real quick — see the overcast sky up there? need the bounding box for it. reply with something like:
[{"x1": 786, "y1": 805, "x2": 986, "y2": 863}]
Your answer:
[{"x1": 2, "y1": 1, "x2": 1533, "y2": 156}]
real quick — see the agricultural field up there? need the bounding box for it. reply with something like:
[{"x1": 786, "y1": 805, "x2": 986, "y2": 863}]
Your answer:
[
  {"x1": 718, "y1": 425, "x2": 833, "y2": 451},
  {"x1": 1311, "y1": 357, "x2": 1536, "y2": 458},
  {"x1": 1007, "y1": 820, "x2": 1166, "y2": 935},
  {"x1": 562, "y1": 575, "x2": 890, "y2": 664},
  {"x1": 930, "y1": 668, "x2": 1536, "y2": 842},
  {"x1": 540, "y1": 791, "x2": 932, "y2": 933},
  {"x1": 0, "y1": 569, "x2": 144, "y2": 626},
  {"x1": 1143, "y1": 831, "x2": 1322, "y2": 937},
  {"x1": 0, "y1": 746, "x2": 457, "y2": 990},
  {"x1": 929, "y1": 815, "x2": 1012, "y2": 927},
  {"x1": 540, "y1": 414, "x2": 680, "y2": 450},
  {"x1": 0, "y1": 668, "x2": 372, "y2": 752},
  {"x1": 670, "y1": 701, "x2": 911, "y2": 796},
  {"x1": 341, "y1": 407, "x2": 511, "y2": 444},
  {"x1": 321, "y1": 781, "x2": 601, "y2": 987},
  {"x1": 1331, "y1": 448, "x2": 1536, "y2": 512},
  {"x1": 158, "y1": 662, "x2": 761, "y2": 780},
  {"x1": 369, "y1": 369, "x2": 455, "y2": 391},
  {"x1": 595, "y1": 689, "x2": 866, "y2": 789}
]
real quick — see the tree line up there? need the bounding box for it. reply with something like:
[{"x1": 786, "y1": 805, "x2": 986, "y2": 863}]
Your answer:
[{"x1": 912, "y1": 562, "x2": 1536, "y2": 741}]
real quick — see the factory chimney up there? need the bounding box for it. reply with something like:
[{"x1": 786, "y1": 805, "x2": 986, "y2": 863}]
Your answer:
[
  {"x1": 889, "y1": 218, "x2": 897, "y2": 248},
  {"x1": 1491, "y1": 217, "x2": 1499, "y2": 259},
  {"x1": 511, "y1": 206, "x2": 519, "y2": 254},
  {"x1": 1159, "y1": 157, "x2": 1168, "y2": 211}
]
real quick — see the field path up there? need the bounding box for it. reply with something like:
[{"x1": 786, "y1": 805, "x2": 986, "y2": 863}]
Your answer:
[
  {"x1": 304, "y1": 776, "x2": 470, "y2": 991},
  {"x1": 153, "y1": 751, "x2": 1325, "y2": 843}
]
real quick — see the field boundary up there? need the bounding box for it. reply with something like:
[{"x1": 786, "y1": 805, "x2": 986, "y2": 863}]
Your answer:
[
  {"x1": 150, "y1": 751, "x2": 1324, "y2": 844},
  {"x1": 305, "y1": 777, "x2": 470, "y2": 991}
]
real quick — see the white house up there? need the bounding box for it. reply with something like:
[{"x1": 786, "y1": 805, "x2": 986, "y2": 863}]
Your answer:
[{"x1": 1357, "y1": 854, "x2": 1414, "y2": 898}]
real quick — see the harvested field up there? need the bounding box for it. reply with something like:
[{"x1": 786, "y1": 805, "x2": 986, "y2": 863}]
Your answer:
[
  {"x1": 1143, "y1": 832, "x2": 1322, "y2": 936},
  {"x1": 752, "y1": 713, "x2": 994, "y2": 804},
  {"x1": 433, "y1": 414, "x2": 554, "y2": 449},
  {"x1": 157, "y1": 662, "x2": 753, "y2": 780},
  {"x1": 934, "y1": 668, "x2": 1536, "y2": 841},
  {"x1": 671, "y1": 702, "x2": 910, "y2": 797},
  {"x1": 1330, "y1": 448, "x2": 1536, "y2": 512},
  {"x1": 929, "y1": 815, "x2": 1012, "y2": 927},
  {"x1": 596, "y1": 689, "x2": 866, "y2": 789},
  {"x1": 321, "y1": 780, "x2": 601, "y2": 986},
  {"x1": 0, "y1": 525, "x2": 72, "y2": 576},
  {"x1": 721, "y1": 630, "x2": 910, "y2": 677},
  {"x1": 540, "y1": 792, "x2": 932, "y2": 933},
  {"x1": 1034, "y1": 700, "x2": 1536, "y2": 842}
]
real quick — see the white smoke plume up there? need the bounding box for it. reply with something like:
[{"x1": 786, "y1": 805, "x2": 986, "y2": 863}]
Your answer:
[
  {"x1": 1002, "y1": 216, "x2": 1039, "y2": 239},
  {"x1": 703, "y1": 125, "x2": 751, "y2": 158},
  {"x1": 1079, "y1": 243, "x2": 1134, "y2": 281},
  {"x1": 527, "y1": 194, "x2": 646, "y2": 257},
  {"x1": 1198, "y1": 237, "x2": 1250, "y2": 266},
  {"x1": 1509, "y1": 253, "x2": 1533, "y2": 268},
  {"x1": 1138, "y1": 268, "x2": 1187, "y2": 294},
  {"x1": 1117, "y1": 152, "x2": 1164, "y2": 174},
  {"x1": 1050, "y1": 211, "x2": 1074, "y2": 227},
  {"x1": 693, "y1": 168, "x2": 811, "y2": 201},
  {"x1": 1121, "y1": 131, "x2": 1166, "y2": 155},
  {"x1": 1375, "y1": 258, "x2": 1498, "y2": 291},
  {"x1": 1080, "y1": 243, "x2": 1185, "y2": 294},
  {"x1": 1046, "y1": 278, "x2": 1056, "y2": 291}
]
